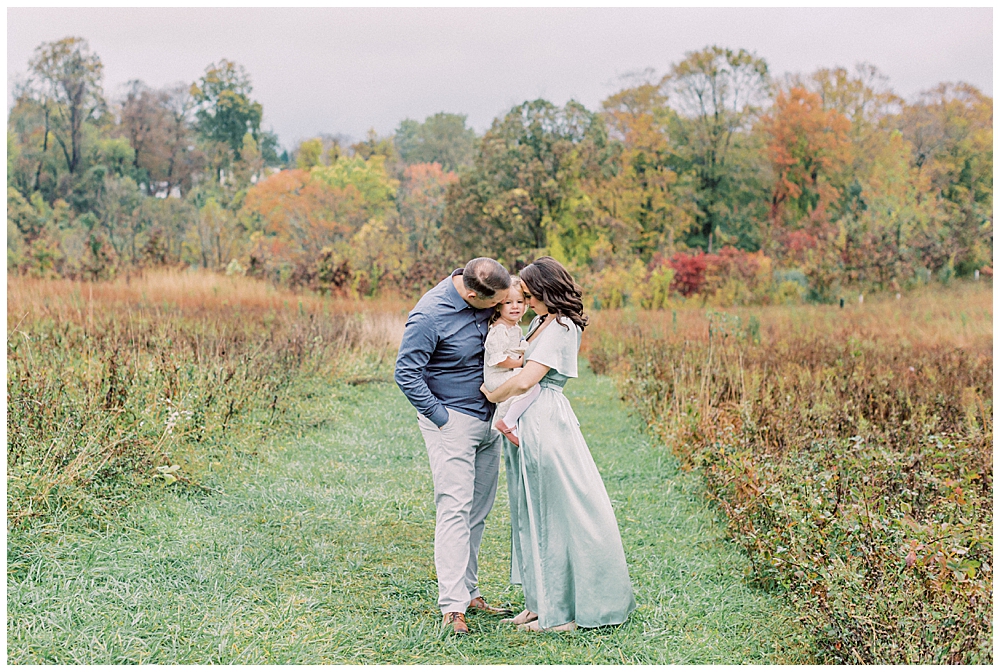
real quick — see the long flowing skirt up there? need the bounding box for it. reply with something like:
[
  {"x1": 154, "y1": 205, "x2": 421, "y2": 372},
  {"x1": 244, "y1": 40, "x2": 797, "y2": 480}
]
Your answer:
[{"x1": 504, "y1": 383, "x2": 636, "y2": 629}]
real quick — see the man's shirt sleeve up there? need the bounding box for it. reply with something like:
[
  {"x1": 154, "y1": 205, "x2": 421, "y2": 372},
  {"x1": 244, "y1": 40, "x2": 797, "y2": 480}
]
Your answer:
[{"x1": 394, "y1": 310, "x2": 450, "y2": 427}]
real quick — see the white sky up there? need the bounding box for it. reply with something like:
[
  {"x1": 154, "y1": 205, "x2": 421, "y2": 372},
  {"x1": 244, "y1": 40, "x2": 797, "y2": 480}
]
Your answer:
[{"x1": 7, "y1": 7, "x2": 993, "y2": 151}]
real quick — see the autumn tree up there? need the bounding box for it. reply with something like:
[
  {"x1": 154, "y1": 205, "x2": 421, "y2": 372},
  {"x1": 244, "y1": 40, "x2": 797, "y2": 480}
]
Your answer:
[
  {"x1": 763, "y1": 87, "x2": 852, "y2": 228},
  {"x1": 596, "y1": 79, "x2": 697, "y2": 261},
  {"x1": 397, "y1": 162, "x2": 459, "y2": 288},
  {"x1": 761, "y1": 86, "x2": 852, "y2": 297},
  {"x1": 806, "y1": 64, "x2": 899, "y2": 141},
  {"x1": 239, "y1": 155, "x2": 400, "y2": 291},
  {"x1": 350, "y1": 128, "x2": 398, "y2": 163},
  {"x1": 117, "y1": 81, "x2": 204, "y2": 197},
  {"x1": 296, "y1": 138, "x2": 324, "y2": 169}
]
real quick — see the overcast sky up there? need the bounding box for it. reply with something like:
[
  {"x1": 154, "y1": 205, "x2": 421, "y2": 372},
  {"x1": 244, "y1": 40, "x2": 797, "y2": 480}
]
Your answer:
[{"x1": 7, "y1": 7, "x2": 993, "y2": 151}]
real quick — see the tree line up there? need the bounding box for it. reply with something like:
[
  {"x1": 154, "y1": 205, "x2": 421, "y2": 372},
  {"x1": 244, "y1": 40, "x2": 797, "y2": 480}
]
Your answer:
[{"x1": 8, "y1": 38, "x2": 993, "y2": 305}]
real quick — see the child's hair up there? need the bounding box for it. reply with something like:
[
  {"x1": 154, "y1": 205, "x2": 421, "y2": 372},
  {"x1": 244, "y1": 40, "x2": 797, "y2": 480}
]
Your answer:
[{"x1": 489, "y1": 276, "x2": 522, "y2": 325}]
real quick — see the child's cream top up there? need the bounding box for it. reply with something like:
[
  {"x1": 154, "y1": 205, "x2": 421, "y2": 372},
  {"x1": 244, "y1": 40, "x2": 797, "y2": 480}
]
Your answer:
[
  {"x1": 483, "y1": 322, "x2": 527, "y2": 391},
  {"x1": 485, "y1": 323, "x2": 525, "y2": 366}
]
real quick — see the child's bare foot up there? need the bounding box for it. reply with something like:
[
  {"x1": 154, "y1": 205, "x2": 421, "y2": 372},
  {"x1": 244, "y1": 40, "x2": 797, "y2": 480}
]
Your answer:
[
  {"x1": 494, "y1": 419, "x2": 520, "y2": 446},
  {"x1": 501, "y1": 609, "x2": 537, "y2": 625}
]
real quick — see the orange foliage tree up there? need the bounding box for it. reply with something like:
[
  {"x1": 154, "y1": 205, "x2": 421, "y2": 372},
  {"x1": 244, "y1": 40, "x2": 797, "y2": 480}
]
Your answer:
[
  {"x1": 239, "y1": 156, "x2": 400, "y2": 293},
  {"x1": 761, "y1": 86, "x2": 851, "y2": 298},
  {"x1": 396, "y1": 162, "x2": 459, "y2": 291}
]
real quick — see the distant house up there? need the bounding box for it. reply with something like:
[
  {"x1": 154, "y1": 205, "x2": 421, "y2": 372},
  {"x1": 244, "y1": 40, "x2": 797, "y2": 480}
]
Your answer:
[{"x1": 154, "y1": 182, "x2": 183, "y2": 199}]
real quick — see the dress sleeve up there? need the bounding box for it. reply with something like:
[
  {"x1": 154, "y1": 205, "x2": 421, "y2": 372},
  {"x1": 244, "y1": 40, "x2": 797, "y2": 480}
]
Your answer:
[
  {"x1": 484, "y1": 326, "x2": 509, "y2": 367},
  {"x1": 526, "y1": 318, "x2": 580, "y2": 378}
]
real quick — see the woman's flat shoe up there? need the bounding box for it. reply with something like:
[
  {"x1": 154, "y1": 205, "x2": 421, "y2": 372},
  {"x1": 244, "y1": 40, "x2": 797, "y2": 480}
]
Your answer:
[
  {"x1": 501, "y1": 609, "x2": 537, "y2": 625},
  {"x1": 518, "y1": 620, "x2": 577, "y2": 632}
]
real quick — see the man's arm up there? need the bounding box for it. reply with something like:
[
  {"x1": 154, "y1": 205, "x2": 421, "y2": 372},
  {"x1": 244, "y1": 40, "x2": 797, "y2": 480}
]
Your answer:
[{"x1": 394, "y1": 311, "x2": 450, "y2": 427}]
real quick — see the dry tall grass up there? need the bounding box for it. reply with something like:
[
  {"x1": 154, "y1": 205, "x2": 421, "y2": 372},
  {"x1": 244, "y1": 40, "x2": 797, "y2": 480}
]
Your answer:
[
  {"x1": 586, "y1": 282, "x2": 993, "y2": 664},
  {"x1": 8, "y1": 268, "x2": 410, "y2": 340},
  {"x1": 8, "y1": 270, "x2": 407, "y2": 529},
  {"x1": 586, "y1": 281, "x2": 992, "y2": 357}
]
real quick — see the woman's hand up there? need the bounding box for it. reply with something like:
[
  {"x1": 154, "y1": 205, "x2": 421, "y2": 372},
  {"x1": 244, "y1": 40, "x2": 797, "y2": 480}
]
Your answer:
[{"x1": 480, "y1": 383, "x2": 499, "y2": 403}]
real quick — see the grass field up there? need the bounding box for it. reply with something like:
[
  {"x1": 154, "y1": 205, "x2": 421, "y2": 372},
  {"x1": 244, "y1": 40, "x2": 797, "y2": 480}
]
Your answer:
[
  {"x1": 9, "y1": 272, "x2": 990, "y2": 663},
  {"x1": 7, "y1": 363, "x2": 807, "y2": 663}
]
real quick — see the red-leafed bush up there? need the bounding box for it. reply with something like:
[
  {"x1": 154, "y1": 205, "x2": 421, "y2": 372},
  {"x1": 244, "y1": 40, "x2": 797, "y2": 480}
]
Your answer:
[
  {"x1": 714, "y1": 246, "x2": 765, "y2": 281},
  {"x1": 669, "y1": 247, "x2": 773, "y2": 301},
  {"x1": 668, "y1": 251, "x2": 709, "y2": 296}
]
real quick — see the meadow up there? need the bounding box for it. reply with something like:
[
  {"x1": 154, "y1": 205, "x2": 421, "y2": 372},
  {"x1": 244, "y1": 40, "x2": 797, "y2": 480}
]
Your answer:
[
  {"x1": 6, "y1": 271, "x2": 993, "y2": 663},
  {"x1": 586, "y1": 282, "x2": 993, "y2": 663},
  {"x1": 7, "y1": 270, "x2": 408, "y2": 530},
  {"x1": 8, "y1": 270, "x2": 803, "y2": 663}
]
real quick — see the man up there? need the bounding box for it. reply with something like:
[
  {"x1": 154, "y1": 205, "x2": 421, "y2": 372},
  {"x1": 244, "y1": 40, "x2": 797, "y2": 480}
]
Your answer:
[{"x1": 394, "y1": 258, "x2": 513, "y2": 636}]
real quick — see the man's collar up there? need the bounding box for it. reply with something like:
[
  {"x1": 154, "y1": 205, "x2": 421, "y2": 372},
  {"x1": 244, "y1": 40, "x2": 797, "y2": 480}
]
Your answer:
[{"x1": 446, "y1": 268, "x2": 472, "y2": 310}]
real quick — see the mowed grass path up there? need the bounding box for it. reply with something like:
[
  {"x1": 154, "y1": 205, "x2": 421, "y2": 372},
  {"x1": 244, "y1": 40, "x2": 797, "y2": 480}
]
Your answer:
[{"x1": 8, "y1": 365, "x2": 806, "y2": 664}]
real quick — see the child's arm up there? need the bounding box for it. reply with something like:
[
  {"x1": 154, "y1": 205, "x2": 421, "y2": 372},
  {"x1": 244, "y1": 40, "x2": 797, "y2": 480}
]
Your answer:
[
  {"x1": 494, "y1": 354, "x2": 523, "y2": 369},
  {"x1": 481, "y1": 361, "x2": 549, "y2": 403}
]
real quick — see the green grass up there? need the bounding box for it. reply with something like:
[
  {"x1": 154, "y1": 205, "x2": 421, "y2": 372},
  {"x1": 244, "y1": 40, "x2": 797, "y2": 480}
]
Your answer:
[{"x1": 8, "y1": 365, "x2": 808, "y2": 663}]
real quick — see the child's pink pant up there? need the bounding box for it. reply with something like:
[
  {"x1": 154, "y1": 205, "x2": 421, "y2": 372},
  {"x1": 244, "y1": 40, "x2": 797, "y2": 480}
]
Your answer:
[{"x1": 501, "y1": 384, "x2": 541, "y2": 438}]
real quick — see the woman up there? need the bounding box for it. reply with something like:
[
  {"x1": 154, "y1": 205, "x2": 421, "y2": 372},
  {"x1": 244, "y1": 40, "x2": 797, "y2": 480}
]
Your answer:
[{"x1": 481, "y1": 257, "x2": 636, "y2": 632}]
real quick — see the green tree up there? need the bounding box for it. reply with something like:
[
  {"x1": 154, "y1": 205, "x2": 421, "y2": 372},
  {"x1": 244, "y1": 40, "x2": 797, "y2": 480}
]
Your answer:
[
  {"x1": 442, "y1": 99, "x2": 606, "y2": 268},
  {"x1": 183, "y1": 196, "x2": 245, "y2": 270},
  {"x1": 395, "y1": 112, "x2": 477, "y2": 172},
  {"x1": 6, "y1": 92, "x2": 65, "y2": 198},
  {"x1": 666, "y1": 46, "x2": 771, "y2": 251},
  {"x1": 898, "y1": 83, "x2": 992, "y2": 275},
  {"x1": 190, "y1": 60, "x2": 263, "y2": 160},
  {"x1": 26, "y1": 37, "x2": 105, "y2": 177},
  {"x1": 296, "y1": 138, "x2": 323, "y2": 170}
]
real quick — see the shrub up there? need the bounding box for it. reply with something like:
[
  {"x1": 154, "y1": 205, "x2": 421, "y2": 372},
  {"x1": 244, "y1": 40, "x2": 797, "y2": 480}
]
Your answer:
[
  {"x1": 584, "y1": 258, "x2": 675, "y2": 310},
  {"x1": 586, "y1": 285, "x2": 993, "y2": 663},
  {"x1": 668, "y1": 251, "x2": 709, "y2": 297}
]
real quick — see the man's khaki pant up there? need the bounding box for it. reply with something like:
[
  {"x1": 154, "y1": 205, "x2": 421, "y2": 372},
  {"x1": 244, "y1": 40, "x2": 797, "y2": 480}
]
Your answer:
[{"x1": 417, "y1": 408, "x2": 503, "y2": 614}]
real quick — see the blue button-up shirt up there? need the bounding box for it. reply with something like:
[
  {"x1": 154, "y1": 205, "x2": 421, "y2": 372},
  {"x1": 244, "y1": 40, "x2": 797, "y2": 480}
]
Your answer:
[{"x1": 394, "y1": 269, "x2": 495, "y2": 427}]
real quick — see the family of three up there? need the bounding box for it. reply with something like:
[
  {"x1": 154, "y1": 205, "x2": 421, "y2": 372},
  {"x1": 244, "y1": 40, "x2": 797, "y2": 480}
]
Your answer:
[{"x1": 394, "y1": 256, "x2": 636, "y2": 635}]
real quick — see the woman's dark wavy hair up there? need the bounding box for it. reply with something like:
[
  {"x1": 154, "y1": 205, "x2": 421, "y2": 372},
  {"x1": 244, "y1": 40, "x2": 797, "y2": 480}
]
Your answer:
[{"x1": 520, "y1": 257, "x2": 589, "y2": 332}]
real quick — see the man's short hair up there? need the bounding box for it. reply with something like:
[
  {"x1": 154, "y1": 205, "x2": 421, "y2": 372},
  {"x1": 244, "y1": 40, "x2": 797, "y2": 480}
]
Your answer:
[{"x1": 463, "y1": 258, "x2": 511, "y2": 299}]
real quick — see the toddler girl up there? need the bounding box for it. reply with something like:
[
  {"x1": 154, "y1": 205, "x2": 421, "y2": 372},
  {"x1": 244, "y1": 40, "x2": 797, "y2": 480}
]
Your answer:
[{"x1": 483, "y1": 278, "x2": 541, "y2": 446}]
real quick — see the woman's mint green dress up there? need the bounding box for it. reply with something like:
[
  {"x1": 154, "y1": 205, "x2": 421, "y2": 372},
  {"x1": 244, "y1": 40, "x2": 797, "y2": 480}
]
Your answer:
[{"x1": 505, "y1": 316, "x2": 636, "y2": 629}]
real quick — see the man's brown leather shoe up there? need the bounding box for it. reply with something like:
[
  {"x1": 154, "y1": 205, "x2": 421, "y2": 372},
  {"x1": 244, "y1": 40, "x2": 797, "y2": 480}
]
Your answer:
[
  {"x1": 468, "y1": 596, "x2": 513, "y2": 616},
  {"x1": 443, "y1": 611, "x2": 469, "y2": 636}
]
